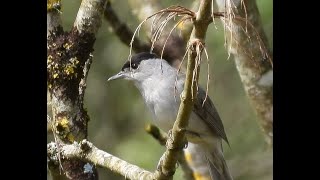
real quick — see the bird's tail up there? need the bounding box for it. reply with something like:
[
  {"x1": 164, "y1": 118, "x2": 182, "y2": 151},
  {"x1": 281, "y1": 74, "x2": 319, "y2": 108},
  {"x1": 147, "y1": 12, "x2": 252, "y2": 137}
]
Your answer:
[{"x1": 202, "y1": 143, "x2": 233, "y2": 180}]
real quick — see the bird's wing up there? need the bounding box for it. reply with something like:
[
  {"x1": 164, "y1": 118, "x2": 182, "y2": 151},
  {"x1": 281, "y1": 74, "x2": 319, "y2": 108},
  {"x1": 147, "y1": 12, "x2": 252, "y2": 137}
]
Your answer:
[{"x1": 193, "y1": 87, "x2": 229, "y2": 144}]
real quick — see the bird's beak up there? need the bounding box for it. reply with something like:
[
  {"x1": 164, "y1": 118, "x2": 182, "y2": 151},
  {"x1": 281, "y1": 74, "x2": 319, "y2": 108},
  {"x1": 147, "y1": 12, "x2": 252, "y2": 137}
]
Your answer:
[{"x1": 107, "y1": 71, "x2": 126, "y2": 81}]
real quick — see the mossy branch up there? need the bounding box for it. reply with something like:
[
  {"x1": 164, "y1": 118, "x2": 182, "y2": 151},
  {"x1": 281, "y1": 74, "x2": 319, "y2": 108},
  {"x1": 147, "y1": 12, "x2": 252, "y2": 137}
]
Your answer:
[
  {"x1": 74, "y1": 0, "x2": 106, "y2": 34},
  {"x1": 154, "y1": 1, "x2": 213, "y2": 179},
  {"x1": 47, "y1": 0, "x2": 107, "y2": 179}
]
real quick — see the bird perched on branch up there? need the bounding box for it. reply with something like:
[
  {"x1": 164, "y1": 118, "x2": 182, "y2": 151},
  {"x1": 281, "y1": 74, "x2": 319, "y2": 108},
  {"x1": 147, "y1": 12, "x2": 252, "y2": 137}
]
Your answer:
[{"x1": 108, "y1": 52, "x2": 233, "y2": 180}]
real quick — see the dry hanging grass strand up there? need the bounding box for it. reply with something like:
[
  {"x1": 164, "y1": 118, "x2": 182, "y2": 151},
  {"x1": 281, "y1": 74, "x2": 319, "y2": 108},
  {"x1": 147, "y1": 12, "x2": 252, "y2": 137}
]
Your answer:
[
  {"x1": 202, "y1": 47, "x2": 210, "y2": 107},
  {"x1": 174, "y1": 47, "x2": 189, "y2": 103},
  {"x1": 129, "y1": 6, "x2": 195, "y2": 69},
  {"x1": 187, "y1": 40, "x2": 206, "y2": 101}
]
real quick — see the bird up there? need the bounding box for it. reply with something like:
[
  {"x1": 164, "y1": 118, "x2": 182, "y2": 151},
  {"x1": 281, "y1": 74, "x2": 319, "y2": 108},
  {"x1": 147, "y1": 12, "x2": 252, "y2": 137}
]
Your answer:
[{"x1": 108, "y1": 52, "x2": 233, "y2": 180}]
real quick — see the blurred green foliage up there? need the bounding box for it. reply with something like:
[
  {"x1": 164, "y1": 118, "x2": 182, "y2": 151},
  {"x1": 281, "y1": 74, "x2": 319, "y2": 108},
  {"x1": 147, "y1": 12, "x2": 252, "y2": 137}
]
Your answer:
[{"x1": 48, "y1": 0, "x2": 273, "y2": 179}]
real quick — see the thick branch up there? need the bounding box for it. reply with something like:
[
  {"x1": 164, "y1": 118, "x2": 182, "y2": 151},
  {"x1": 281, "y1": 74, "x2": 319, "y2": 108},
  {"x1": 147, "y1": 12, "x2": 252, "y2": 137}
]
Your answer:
[
  {"x1": 74, "y1": 0, "x2": 106, "y2": 34},
  {"x1": 155, "y1": 1, "x2": 213, "y2": 179},
  {"x1": 47, "y1": 0, "x2": 107, "y2": 179},
  {"x1": 216, "y1": 0, "x2": 273, "y2": 146},
  {"x1": 47, "y1": 140, "x2": 155, "y2": 180}
]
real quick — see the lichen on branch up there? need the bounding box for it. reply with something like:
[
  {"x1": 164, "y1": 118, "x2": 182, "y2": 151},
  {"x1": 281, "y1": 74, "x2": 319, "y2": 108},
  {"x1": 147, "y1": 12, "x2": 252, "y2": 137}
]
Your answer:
[{"x1": 47, "y1": 0, "x2": 107, "y2": 179}]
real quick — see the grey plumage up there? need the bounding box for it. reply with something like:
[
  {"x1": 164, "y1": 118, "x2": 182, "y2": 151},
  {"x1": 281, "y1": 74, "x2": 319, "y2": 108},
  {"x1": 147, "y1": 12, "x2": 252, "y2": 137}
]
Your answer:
[{"x1": 108, "y1": 52, "x2": 233, "y2": 180}]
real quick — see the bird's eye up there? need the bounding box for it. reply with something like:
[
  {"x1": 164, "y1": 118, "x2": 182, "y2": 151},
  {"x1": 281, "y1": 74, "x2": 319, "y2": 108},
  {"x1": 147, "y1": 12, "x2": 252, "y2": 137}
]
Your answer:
[{"x1": 131, "y1": 63, "x2": 138, "y2": 69}]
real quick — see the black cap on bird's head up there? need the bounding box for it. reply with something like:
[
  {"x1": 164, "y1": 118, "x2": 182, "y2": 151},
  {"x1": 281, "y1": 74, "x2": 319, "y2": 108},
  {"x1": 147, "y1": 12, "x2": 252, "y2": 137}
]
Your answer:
[
  {"x1": 107, "y1": 52, "x2": 159, "y2": 81},
  {"x1": 121, "y1": 52, "x2": 159, "y2": 71}
]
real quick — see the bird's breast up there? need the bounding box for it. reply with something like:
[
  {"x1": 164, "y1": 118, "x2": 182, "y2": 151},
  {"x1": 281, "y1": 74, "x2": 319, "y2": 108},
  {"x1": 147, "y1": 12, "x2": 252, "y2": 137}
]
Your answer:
[{"x1": 143, "y1": 87, "x2": 180, "y2": 132}]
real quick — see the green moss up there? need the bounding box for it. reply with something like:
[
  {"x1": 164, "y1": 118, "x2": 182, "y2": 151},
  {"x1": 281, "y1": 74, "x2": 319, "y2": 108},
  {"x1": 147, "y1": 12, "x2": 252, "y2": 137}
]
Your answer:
[
  {"x1": 64, "y1": 57, "x2": 80, "y2": 77},
  {"x1": 55, "y1": 116, "x2": 75, "y2": 143},
  {"x1": 63, "y1": 42, "x2": 73, "y2": 50},
  {"x1": 47, "y1": 27, "x2": 95, "y2": 102}
]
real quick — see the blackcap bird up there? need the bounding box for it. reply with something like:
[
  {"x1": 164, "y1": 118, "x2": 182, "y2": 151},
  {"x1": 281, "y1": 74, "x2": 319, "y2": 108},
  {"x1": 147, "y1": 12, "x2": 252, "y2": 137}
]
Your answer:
[{"x1": 108, "y1": 52, "x2": 233, "y2": 180}]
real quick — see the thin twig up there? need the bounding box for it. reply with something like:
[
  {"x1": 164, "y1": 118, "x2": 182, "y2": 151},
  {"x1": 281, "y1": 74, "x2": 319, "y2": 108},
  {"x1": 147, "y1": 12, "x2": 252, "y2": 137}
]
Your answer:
[{"x1": 145, "y1": 124, "x2": 167, "y2": 146}]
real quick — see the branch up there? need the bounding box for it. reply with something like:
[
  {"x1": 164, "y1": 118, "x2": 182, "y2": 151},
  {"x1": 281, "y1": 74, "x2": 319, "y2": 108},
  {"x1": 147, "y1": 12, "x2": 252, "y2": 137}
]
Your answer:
[
  {"x1": 74, "y1": 0, "x2": 106, "y2": 34},
  {"x1": 47, "y1": 140, "x2": 155, "y2": 180},
  {"x1": 155, "y1": 1, "x2": 213, "y2": 179},
  {"x1": 104, "y1": 1, "x2": 150, "y2": 53},
  {"x1": 216, "y1": 0, "x2": 273, "y2": 146},
  {"x1": 145, "y1": 124, "x2": 167, "y2": 146}
]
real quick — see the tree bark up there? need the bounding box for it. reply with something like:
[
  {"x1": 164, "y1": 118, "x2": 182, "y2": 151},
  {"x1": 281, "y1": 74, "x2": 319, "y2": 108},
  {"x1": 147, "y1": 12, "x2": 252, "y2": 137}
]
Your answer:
[
  {"x1": 216, "y1": 0, "x2": 273, "y2": 146},
  {"x1": 47, "y1": 0, "x2": 107, "y2": 179}
]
